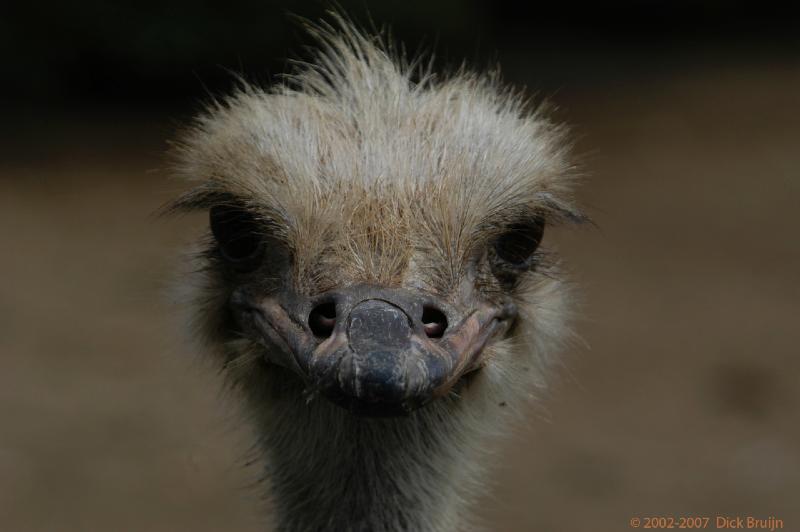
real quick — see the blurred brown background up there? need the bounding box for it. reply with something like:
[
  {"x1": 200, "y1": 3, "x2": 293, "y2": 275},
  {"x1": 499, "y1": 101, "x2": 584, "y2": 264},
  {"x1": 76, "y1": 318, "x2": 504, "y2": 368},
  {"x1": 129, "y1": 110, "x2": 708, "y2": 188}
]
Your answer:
[{"x1": 1, "y1": 2, "x2": 799, "y2": 531}]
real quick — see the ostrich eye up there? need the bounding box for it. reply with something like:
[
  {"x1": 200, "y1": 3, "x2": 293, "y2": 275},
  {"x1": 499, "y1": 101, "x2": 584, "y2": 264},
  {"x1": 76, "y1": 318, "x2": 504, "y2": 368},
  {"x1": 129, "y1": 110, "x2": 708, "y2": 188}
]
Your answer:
[
  {"x1": 209, "y1": 205, "x2": 264, "y2": 270},
  {"x1": 494, "y1": 216, "x2": 545, "y2": 266}
]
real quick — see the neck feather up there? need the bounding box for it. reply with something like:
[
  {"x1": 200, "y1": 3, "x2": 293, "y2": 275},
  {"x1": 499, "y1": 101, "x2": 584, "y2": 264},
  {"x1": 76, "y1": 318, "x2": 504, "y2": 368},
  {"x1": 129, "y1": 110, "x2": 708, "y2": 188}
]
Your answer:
[{"x1": 246, "y1": 368, "x2": 492, "y2": 532}]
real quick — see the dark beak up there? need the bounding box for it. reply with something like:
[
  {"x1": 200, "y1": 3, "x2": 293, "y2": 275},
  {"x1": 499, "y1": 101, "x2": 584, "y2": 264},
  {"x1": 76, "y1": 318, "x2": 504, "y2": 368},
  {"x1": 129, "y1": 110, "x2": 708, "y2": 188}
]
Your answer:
[{"x1": 233, "y1": 285, "x2": 516, "y2": 416}]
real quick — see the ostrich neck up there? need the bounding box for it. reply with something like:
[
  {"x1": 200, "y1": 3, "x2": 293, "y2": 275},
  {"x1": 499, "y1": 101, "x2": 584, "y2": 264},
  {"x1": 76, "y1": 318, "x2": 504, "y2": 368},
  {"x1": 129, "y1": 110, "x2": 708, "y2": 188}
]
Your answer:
[{"x1": 254, "y1": 376, "x2": 483, "y2": 532}]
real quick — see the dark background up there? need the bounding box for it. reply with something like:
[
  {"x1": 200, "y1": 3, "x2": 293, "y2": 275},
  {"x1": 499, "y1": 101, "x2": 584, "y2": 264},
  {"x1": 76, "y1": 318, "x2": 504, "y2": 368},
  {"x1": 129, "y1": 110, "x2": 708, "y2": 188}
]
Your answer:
[
  {"x1": 2, "y1": 2, "x2": 799, "y2": 531},
  {"x1": 4, "y1": 2, "x2": 800, "y2": 111}
]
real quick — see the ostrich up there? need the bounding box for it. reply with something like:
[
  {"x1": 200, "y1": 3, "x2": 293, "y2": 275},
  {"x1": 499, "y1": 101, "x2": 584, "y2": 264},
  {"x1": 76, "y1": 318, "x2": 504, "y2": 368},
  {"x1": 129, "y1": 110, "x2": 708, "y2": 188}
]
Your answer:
[{"x1": 169, "y1": 18, "x2": 583, "y2": 532}]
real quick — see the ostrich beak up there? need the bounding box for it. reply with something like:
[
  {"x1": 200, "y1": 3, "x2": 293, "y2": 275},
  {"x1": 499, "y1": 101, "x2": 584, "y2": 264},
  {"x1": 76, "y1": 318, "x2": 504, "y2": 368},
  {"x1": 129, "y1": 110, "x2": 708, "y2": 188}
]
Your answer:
[{"x1": 232, "y1": 285, "x2": 517, "y2": 416}]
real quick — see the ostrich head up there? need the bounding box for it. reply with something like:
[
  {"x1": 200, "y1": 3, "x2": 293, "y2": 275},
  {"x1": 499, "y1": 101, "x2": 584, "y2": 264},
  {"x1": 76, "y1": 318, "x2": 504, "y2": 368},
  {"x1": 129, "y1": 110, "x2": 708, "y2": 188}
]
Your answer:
[{"x1": 170, "y1": 18, "x2": 582, "y2": 531}]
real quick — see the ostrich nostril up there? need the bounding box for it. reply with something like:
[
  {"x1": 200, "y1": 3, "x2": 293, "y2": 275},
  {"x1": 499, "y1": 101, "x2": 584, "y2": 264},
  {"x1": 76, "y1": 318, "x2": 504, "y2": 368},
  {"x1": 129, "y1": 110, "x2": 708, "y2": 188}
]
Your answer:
[
  {"x1": 309, "y1": 302, "x2": 337, "y2": 338},
  {"x1": 421, "y1": 306, "x2": 448, "y2": 339}
]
